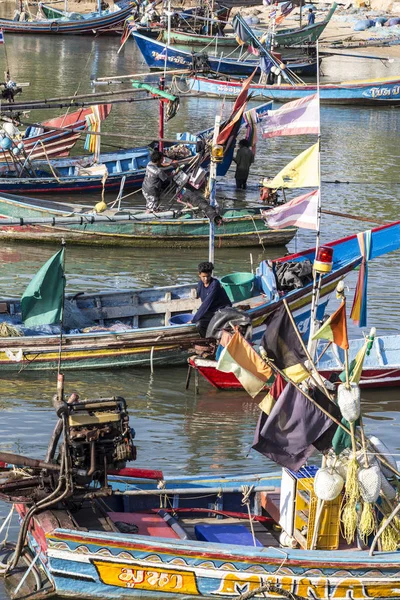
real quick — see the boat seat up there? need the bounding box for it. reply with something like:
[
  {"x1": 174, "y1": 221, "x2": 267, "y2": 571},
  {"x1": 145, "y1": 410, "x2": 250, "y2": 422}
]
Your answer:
[
  {"x1": 107, "y1": 511, "x2": 180, "y2": 539},
  {"x1": 194, "y1": 523, "x2": 263, "y2": 547}
]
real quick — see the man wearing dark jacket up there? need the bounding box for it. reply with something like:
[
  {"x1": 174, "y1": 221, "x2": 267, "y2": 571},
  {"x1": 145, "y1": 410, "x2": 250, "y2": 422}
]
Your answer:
[
  {"x1": 233, "y1": 139, "x2": 254, "y2": 190},
  {"x1": 192, "y1": 261, "x2": 232, "y2": 337},
  {"x1": 142, "y1": 149, "x2": 171, "y2": 212}
]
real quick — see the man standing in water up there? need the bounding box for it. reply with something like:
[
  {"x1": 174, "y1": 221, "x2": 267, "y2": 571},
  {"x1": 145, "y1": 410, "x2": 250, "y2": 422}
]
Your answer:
[
  {"x1": 233, "y1": 139, "x2": 254, "y2": 190},
  {"x1": 191, "y1": 262, "x2": 232, "y2": 337}
]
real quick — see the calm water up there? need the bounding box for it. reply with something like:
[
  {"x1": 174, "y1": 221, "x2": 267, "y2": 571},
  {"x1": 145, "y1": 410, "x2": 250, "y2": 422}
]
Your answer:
[{"x1": 0, "y1": 16, "x2": 399, "y2": 598}]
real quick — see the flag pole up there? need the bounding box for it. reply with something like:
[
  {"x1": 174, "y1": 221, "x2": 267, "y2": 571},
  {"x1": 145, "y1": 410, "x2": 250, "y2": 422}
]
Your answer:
[
  {"x1": 56, "y1": 239, "x2": 66, "y2": 403},
  {"x1": 209, "y1": 114, "x2": 221, "y2": 265},
  {"x1": 307, "y1": 39, "x2": 322, "y2": 357}
]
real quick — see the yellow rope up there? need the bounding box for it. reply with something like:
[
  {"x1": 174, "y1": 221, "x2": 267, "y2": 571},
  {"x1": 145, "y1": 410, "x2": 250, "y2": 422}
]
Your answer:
[
  {"x1": 381, "y1": 521, "x2": 399, "y2": 552},
  {"x1": 341, "y1": 497, "x2": 358, "y2": 544},
  {"x1": 0, "y1": 322, "x2": 23, "y2": 337},
  {"x1": 340, "y1": 456, "x2": 360, "y2": 544},
  {"x1": 345, "y1": 456, "x2": 360, "y2": 502},
  {"x1": 359, "y1": 502, "x2": 375, "y2": 543}
]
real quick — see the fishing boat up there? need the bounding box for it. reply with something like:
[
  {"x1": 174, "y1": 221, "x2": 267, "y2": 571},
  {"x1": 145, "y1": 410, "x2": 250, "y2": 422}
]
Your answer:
[
  {"x1": 131, "y1": 31, "x2": 319, "y2": 77},
  {"x1": 0, "y1": 192, "x2": 296, "y2": 247},
  {"x1": 188, "y1": 334, "x2": 400, "y2": 391},
  {"x1": 0, "y1": 221, "x2": 399, "y2": 372},
  {"x1": 0, "y1": 384, "x2": 400, "y2": 599},
  {"x1": 0, "y1": 100, "x2": 272, "y2": 194},
  {"x1": 0, "y1": 106, "x2": 111, "y2": 162},
  {"x1": 159, "y1": 4, "x2": 336, "y2": 49},
  {"x1": 184, "y1": 74, "x2": 400, "y2": 105},
  {"x1": 0, "y1": 0, "x2": 134, "y2": 34},
  {"x1": 0, "y1": 147, "x2": 163, "y2": 194}
]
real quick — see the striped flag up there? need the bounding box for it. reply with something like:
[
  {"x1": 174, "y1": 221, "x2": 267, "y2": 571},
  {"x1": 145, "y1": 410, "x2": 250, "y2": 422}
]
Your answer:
[
  {"x1": 264, "y1": 190, "x2": 319, "y2": 230},
  {"x1": 0, "y1": 30, "x2": 4, "y2": 44},
  {"x1": 262, "y1": 94, "x2": 319, "y2": 138}
]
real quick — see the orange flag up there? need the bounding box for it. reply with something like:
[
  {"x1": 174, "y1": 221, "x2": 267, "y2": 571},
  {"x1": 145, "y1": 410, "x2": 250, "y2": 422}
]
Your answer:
[{"x1": 312, "y1": 301, "x2": 349, "y2": 350}]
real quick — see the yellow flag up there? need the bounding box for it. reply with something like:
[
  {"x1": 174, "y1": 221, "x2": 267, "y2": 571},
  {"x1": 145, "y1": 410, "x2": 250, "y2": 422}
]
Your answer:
[{"x1": 266, "y1": 142, "x2": 319, "y2": 189}]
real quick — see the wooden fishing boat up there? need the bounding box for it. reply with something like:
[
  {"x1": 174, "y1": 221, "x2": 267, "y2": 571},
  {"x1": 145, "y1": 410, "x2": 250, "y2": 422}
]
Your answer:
[
  {"x1": 0, "y1": 146, "x2": 151, "y2": 194},
  {"x1": 264, "y1": 3, "x2": 337, "y2": 48},
  {"x1": 0, "y1": 0, "x2": 134, "y2": 34},
  {"x1": 189, "y1": 334, "x2": 400, "y2": 391},
  {"x1": 1, "y1": 391, "x2": 400, "y2": 600},
  {"x1": 0, "y1": 106, "x2": 110, "y2": 162},
  {"x1": 0, "y1": 193, "x2": 296, "y2": 247},
  {"x1": 131, "y1": 31, "x2": 319, "y2": 77},
  {"x1": 0, "y1": 221, "x2": 399, "y2": 372},
  {"x1": 0, "y1": 100, "x2": 271, "y2": 194},
  {"x1": 0, "y1": 99, "x2": 271, "y2": 193},
  {"x1": 160, "y1": 4, "x2": 336, "y2": 48},
  {"x1": 185, "y1": 74, "x2": 400, "y2": 105}
]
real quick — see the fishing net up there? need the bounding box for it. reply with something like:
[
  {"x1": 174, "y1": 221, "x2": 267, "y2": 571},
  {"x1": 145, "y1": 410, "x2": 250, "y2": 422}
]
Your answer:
[
  {"x1": 0, "y1": 322, "x2": 23, "y2": 337},
  {"x1": 63, "y1": 300, "x2": 92, "y2": 330}
]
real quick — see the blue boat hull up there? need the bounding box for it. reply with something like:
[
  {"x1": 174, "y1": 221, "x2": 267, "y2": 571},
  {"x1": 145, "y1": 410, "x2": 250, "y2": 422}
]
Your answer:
[
  {"x1": 132, "y1": 32, "x2": 318, "y2": 77},
  {"x1": 187, "y1": 75, "x2": 400, "y2": 105},
  {"x1": 13, "y1": 469, "x2": 400, "y2": 599}
]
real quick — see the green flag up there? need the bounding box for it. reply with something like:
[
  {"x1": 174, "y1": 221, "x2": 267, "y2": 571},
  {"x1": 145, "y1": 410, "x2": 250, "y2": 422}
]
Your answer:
[{"x1": 21, "y1": 249, "x2": 65, "y2": 328}]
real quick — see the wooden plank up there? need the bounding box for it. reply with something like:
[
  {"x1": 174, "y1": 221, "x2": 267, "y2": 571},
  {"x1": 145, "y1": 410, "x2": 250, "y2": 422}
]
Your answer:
[{"x1": 78, "y1": 298, "x2": 200, "y2": 321}]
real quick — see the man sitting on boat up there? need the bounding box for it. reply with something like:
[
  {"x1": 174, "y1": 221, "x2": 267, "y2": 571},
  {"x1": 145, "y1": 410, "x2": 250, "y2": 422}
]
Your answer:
[
  {"x1": 191, "y1": 261, "x2": 232, "y2": 337},
  {"x1": 142, "y1": 149, "x2": 173, "y2": 212}
]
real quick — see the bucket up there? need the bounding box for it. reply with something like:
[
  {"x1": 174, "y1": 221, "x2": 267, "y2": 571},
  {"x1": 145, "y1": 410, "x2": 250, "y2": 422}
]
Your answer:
[
  {"x1": 169, "y1": 313, "x2": 193, "y2": 326},
  {"x1": 220, "y1": 272, "x2": 255, "y2": 303}
]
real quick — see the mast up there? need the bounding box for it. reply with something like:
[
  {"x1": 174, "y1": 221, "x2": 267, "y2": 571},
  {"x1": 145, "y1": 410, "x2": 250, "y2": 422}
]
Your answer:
[{"x1": 158, "y1": 76, "x2": 165, "y2": 152}]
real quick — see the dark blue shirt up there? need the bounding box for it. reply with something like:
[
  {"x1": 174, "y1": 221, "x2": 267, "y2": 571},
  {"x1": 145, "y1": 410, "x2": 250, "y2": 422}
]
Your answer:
[
  {"x1": 192, "y1": 277, "x2": 232, "y2": 323},
  {"x1": 308, "y1": 11, "x2": 315, "y2": 25}
]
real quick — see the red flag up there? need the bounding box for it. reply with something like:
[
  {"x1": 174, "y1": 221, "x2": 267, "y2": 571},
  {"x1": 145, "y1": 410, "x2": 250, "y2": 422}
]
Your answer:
[{"x1": 232, "y1": 68, "x2": 257, "y2": 114}]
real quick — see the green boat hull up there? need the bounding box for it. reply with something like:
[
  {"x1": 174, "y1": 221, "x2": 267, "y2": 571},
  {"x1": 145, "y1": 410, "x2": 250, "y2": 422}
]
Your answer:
[{"x1": 0, "y1": 195, "x2": 297, "y2": 247}]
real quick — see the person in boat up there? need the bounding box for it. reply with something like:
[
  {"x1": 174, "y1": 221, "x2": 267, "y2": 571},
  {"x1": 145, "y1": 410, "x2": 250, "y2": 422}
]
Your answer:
[
  {"x1": 191, "y1": 261, "x2": 232, "y2": 337},
  {"x1": 308, "y1": 8, "x2": 316, "y2": 25},
  {"x1": 233, "y1": 139, "x2": 254, "y2": 190},
  {"x1": 142, "y1": 149, "x2": 173, "y2": 212}
]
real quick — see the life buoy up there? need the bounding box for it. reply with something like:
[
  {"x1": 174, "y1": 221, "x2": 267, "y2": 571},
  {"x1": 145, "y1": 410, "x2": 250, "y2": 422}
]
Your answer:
[{"x1": 50, "y1": 21, "x2": 60, "y2": 32}]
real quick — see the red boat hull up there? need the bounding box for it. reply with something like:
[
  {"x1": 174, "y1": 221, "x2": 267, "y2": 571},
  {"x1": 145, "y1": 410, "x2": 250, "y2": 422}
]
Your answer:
[{"x1": 189, "y1": 358, "x2": 400, "y2": 391}]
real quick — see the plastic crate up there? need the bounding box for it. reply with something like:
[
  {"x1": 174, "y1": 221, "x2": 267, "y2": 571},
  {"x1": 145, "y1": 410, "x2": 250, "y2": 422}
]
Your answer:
[{"x1": 294, "y1": 477, "x2": 341, "y2": 550}]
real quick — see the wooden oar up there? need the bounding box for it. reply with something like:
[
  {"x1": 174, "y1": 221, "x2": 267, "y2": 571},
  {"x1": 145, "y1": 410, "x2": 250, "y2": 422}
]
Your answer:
[{"x1": 321, "y1": 208, "x2": 387, "y2": 226}]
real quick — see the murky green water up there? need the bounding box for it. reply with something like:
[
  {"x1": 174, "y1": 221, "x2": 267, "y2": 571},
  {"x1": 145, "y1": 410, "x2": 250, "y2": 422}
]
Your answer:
[{"x1": 0, "y1": 12, "x2": 399, "y2": 597}]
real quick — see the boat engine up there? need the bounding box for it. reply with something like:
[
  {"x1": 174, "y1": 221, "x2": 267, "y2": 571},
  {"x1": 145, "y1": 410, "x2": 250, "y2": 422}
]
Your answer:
[{"x1": 61, "y1": 396, "x2": 136, "y2": 488}]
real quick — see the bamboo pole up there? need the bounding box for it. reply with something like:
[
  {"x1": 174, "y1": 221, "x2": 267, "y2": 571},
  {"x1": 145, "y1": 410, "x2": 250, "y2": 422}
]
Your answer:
[
  {"x1": 321, "y1": 209, "x2": 387, "y2": 226},
  {"x1": 95, "y1": 69, "x2": 191, "y2": 82},
  {"x1": 282, "y1": 298, "x2": 332, "y2": 399}
]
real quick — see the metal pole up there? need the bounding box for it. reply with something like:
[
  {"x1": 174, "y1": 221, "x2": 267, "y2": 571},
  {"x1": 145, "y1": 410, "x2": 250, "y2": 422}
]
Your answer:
[
  {"x1": 159, "y1": 77, "x2": 165, "y2": 152},
  {"x1": 306, "y1": 39, "x2": 322, "y2": 357},
  {"x1": 167, "y1": 0, "x2": 171, "y2": 46},
  {"x1": 209, "y1": 114, "x2": 221, "y2": 264}
]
